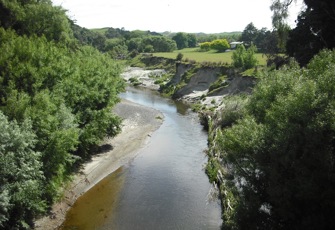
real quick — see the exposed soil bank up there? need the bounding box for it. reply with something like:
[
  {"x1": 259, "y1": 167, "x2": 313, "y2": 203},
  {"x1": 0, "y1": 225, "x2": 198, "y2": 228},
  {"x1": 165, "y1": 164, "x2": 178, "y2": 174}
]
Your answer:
[{"x1": 34, "y1": 99, "x2": 163, "y2": 230}]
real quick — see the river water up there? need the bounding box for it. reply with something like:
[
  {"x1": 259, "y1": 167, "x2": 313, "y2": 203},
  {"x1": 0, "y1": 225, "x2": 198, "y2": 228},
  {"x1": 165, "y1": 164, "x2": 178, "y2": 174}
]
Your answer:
[{"x1": 61, "y1": 86, "x2": 222, "y2": 229}]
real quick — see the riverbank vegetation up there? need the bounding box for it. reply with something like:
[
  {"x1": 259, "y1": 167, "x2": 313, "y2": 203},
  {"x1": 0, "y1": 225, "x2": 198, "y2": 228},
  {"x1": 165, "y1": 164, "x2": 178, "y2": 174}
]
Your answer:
[
  {"x1": 204, "y1": 1, "x2": 335, "y2": 229},
  {"x1": 208, "y1": 50, "x2": 335, "y2": 229},
  {"x1": 0, "y1": 0, "x2": 124, "y2": 228}
]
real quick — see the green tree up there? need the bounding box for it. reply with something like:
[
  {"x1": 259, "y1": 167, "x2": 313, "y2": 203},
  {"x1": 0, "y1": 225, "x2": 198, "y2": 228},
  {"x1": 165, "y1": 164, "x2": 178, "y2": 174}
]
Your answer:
[
  {"x1": 54, "y1": 46, "x2": 124, "y2": 157},
  {"x1": 172, "y1": 32, "x2": 188, "y2": 50},
  {"x1": 210, "y1": 39, "x2": 230, "y2": 52},
  {"x1": 232, "y1": 44, "x2": 246, "y2": 68},
  {"x1": 261, "y1": 30, "x2": 280, "y2": 65},
  {"x1": 108, "y1": 44, "x2": 128, "y2": 59},
  {"x1": 0, "y1": 28, "x2": 68, "y2": 98},
  {"x1": 287, "y1": 0, "x2": 335, "y2": 65},
  {"x1": 0, "y1": 26, "x2": 124, "y2": 209},
  {"x1": 241, "y1": 22, "x2": 258, "y2": 46},
  {"x1": 25, "y1": 91, "x2": 79, "y2": 201},
  {"x1": 142, "y1": 35, "x2": 176, "y2": 52},
  {"x1": 0, "y1": 111, "x2": 45, "y2": 229},
  {"x1": 105, "y1": 27, "x2": 123, "y2": 39},
  {"x1": 144, "y1": 44, "x2": 154, "y2": 53},
  {"x1": 271, "y1": 0, "x2": 335, "y2": 66},
  {"x1": 0, "y1": 1, "x2": 125, "y2": 227},
  {"x1": 187, "y1": 33, "x2": 197, "y2": 47},
  {"x1": 254, "y1": 27, "x2": 270, "y2": 51},
  {"x1": 286, "y1": 10, "x2": 318, "y2": 66},
  {"x1": 71, "y1": 22, "x2": 108, "y2": 51},
  {"x1": 0, "y1": 0, "x2": 73, "y2": 43},
  {"x1": 104, "y1": 38, "x2": 124, "y2": 51},
  {"x1": 199, "y1": 41, "x2": 211, "y2": 51},
  {"x1": 150, "y1": 36, "x2": 177, "y2": 52},
  {"x1": 127, "y1": 37, "x2": 144, "y2": 52},
  {"x1": 232, "y1": 44, "x2": 258, "y2": 69}
]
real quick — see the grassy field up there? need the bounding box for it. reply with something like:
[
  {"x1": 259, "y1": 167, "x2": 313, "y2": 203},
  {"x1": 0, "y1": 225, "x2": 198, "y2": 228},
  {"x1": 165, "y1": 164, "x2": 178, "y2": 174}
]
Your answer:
[
  {"x1": 153, "y1": 48, "x2": 267, "y2": 66},
  {"x1": 91, "y1": 28, "x2": 109, "y2": 34}
]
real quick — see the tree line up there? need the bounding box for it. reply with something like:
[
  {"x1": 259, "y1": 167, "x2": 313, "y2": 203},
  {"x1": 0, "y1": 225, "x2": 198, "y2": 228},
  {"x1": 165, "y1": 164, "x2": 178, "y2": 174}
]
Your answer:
[
  {"x1": 72, "y1": 26, "x2": 178, "y2": 58},
  {"x1": 0, "y1": 0, "x2": 125, "y2": 228}
]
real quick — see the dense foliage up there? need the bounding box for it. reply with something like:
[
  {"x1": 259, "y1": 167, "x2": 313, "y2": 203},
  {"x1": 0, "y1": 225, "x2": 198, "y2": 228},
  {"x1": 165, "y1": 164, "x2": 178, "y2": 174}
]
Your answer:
[
  {"x1": 172, "y1": 32, "x2": 197, "y2": 50},
  {"x1": 271, "y1": 0, "x2": 335, "y2": 66},
  {"x1": 210, "y1": 39, "x2": 230, "y2": 52},
  {"x1": 0, "y1": 0, "x2": 124, "y2": 228},
  {"x1": 0, "y1": 112, "x2": 45, "y2": 229},
  {"x1": 73, "y1": 26, "x2": 177, "y2": 57},
  {"x1": 232, "y1": 44, "x2": 258, "y2": 69},
  {"x1": 241, "y1": 23, "x2": 280, "y2": 54},
  {"x1": 210, "y1": 50, "x2": 335, "y2": 229},
  {"x1": 0, "y1": 0, "x2": 73, "y2": 43},
  {"x1": 199, "y1": 39, "x2": 230, "y2": 52}
]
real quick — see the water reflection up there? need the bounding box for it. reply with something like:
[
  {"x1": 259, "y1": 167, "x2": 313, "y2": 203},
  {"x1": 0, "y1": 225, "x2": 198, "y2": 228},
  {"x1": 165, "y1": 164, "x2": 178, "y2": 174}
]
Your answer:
[{"x1": 60, "y1": 167, "x2": 126, "y2": 230}]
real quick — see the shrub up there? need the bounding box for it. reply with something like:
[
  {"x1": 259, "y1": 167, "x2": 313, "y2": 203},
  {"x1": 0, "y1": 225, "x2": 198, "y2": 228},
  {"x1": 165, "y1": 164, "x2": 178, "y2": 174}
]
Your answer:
[
  {"x1": 232, "y1": 44, "x2": 258, "y2": 70},
  {"x1": 199, "y1": 42, "x2": 211, "y2": 51},
  {"x1": 176, "y1": 52, "x2": 183, "y2": 61},
  {"x1": 210, "y1": 39, "x2": 230, "y2": 52}
]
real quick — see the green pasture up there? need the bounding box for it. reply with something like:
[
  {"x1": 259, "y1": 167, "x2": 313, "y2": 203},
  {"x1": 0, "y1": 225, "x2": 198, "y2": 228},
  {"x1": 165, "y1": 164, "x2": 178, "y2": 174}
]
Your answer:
[
  {"x1": 91, "y1": 27, "x2": 109, "y2": 34},
  {"x1": 153, "y1": 48, "x2": 267, "y2": 66}
]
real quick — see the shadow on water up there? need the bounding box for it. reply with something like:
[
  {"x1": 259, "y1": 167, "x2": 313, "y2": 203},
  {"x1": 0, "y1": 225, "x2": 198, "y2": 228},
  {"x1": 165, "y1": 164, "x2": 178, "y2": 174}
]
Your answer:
[{"x1": 174, "y1": 99, "x2": 191, "y2": 115}]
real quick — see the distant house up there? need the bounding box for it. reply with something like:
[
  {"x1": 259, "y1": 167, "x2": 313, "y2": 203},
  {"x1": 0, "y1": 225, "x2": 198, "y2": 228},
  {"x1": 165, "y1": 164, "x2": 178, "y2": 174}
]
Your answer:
[{"x1": 230, "y1": 41, "x2": 244, "y2": 49}]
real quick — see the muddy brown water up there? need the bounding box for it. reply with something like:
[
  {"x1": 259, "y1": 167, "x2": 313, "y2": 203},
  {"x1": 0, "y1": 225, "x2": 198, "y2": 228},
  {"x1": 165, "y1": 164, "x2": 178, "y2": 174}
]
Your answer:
[{"x1": 60, "y1": 86, "x2": 222, "y2": 230}]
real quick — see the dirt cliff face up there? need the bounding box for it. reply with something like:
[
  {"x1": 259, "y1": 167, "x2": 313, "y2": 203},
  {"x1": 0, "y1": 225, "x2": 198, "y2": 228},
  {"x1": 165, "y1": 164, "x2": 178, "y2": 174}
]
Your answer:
[
  {"x1": 173, "y1": 66, "x2": 221, "y2": 97},
  {"x1": 170, "y1": 62, "x2": 193, "y2": 85},
  {"x1": 207, "y1": 75, "x2": 256, "y2": 96},
  {"x1": 130, "y1": 55, "x2": 257, "y2": 110},
  {"x1": 172, "y1": 63, "x2": 256, "y2": 99}
]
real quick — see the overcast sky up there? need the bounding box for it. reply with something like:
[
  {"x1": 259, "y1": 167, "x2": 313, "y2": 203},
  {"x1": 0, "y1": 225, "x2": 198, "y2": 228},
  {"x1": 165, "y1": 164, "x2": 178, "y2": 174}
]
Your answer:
[{"x1": 51, "y1": 0, "x2": 304, "y2": 33}]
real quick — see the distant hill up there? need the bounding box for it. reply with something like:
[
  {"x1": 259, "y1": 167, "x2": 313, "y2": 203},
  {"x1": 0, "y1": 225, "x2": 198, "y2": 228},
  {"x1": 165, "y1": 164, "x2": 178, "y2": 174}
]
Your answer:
[
  {"x1": 161, "y1": 31, "x2": 241, "y2": 38},
  {"x1": 90, "y1": 27, "x2": 241, "y2": 38}
]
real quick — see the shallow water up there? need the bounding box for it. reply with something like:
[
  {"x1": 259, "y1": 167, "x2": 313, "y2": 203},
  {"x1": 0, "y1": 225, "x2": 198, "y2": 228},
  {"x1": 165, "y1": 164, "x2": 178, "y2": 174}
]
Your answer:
[{"x1": 61, "y1": 86, "x2": 222, "y2": 230}]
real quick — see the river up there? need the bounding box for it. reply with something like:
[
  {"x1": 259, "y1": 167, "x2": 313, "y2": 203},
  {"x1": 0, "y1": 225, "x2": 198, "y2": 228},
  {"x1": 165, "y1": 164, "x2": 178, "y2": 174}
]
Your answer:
[{"x1": 60, "y1": 86, "x2": 222, "y2": 229}]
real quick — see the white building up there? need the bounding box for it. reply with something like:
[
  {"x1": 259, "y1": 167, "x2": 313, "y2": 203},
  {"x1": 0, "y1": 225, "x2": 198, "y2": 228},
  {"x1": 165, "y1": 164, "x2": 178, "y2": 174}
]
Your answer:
[{"x1": 230, "y1": 41, "x2": 244, "y2": 49}]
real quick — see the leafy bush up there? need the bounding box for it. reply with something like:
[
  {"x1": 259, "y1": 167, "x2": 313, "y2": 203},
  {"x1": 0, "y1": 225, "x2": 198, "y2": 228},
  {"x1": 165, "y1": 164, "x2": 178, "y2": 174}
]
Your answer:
[
  {"x1": 176, "y1": 52, "x2": 183, "y2": 61},
  {"x1": 210, "y1": 39, "x2": 230, "y2": 52},
  {"x1": 0, "y1": 112, "x2": 45, "y2": 229},
  {"x1": 218, "y1": 95, "x2": 248, "y2": 128},
  {"x1": 199, "y1": 39, "x2": 230, "y2": 52},
  {"x1": 232, "y1": 44, "x2": 258, "y2": 70},
  {"x1": 216, "y1": 50, "x2": 335, "y2": 229},
  {"x1": 199, "y1": 42, "x2": 211, "y2": 51}
]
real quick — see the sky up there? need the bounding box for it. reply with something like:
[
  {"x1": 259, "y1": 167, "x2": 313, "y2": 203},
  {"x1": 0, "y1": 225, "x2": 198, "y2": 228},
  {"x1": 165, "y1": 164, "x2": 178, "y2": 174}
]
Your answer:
[{"x1": 51, "y1": 0, "x2": 304, "y2": 33}]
